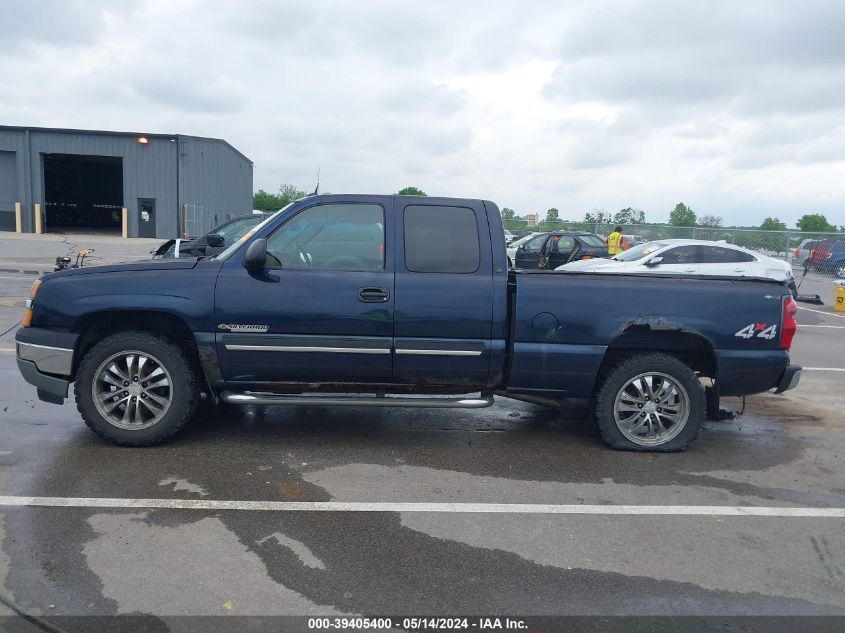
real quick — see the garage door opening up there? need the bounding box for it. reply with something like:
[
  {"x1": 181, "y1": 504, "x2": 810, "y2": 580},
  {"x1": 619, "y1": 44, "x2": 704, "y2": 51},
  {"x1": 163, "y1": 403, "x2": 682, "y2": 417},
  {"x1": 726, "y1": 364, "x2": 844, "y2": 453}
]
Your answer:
[{"x1": 43, "y1": 154, "x2": 123, "y2": 234}]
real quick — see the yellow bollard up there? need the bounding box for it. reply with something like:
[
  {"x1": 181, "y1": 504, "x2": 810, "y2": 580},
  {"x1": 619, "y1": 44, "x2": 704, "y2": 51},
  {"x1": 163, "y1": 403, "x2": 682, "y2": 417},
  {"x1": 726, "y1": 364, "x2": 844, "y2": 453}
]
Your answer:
[
  {"x1": 122, "y1": 207, "x2": 128, "y2": 238},
  {"x1": 34, "y1": 203, "x2": 42, "y2": 234},
  {"x1": 14, "y1": 202, "x2": 22, "y2": 233},
  {"x1": 835, "y1": 281, "x2": 845, "y2": 313}
]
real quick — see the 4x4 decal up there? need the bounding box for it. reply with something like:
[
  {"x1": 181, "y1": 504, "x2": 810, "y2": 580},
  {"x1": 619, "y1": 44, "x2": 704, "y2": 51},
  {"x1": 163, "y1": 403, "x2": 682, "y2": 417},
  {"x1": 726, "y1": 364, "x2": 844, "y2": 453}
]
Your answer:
[{"x1": 735, "y1": 323, "x2": 777, "y2": 340}]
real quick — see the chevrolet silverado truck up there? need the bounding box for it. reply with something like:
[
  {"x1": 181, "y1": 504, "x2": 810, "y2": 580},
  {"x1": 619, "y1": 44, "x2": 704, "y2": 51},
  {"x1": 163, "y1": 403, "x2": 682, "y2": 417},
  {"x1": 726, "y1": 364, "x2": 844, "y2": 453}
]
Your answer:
[{"x1": 15, "y1": 194, "x2": 801, "y2": 451}]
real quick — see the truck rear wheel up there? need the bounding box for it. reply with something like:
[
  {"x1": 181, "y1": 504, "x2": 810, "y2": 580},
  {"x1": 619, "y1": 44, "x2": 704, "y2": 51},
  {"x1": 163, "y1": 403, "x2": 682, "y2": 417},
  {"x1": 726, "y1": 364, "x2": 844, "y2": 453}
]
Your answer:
[
  {"x1": 591, "y1": 353, "x2": 704, "y2": 452},
  {"x1": 75, "y1": 331, "x2": 200, "y2": 446}
]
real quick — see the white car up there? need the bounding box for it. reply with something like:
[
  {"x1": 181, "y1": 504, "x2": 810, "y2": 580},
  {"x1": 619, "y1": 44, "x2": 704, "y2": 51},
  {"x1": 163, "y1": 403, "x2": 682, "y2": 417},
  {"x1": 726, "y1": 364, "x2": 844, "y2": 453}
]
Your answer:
[{"x1": 557, "y1": 239, "x2": 797, "y2": 294}]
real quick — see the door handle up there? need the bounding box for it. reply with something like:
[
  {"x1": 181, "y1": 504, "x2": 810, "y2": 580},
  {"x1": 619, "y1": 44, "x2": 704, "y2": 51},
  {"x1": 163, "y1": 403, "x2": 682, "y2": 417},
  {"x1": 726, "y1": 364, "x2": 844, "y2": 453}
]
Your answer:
[
  {"x1": 358, "y1": 287, "x2": 390, "y2": 303},
  {"x1": 683, "y1": 267, "x2": 696, "y2": 272}
]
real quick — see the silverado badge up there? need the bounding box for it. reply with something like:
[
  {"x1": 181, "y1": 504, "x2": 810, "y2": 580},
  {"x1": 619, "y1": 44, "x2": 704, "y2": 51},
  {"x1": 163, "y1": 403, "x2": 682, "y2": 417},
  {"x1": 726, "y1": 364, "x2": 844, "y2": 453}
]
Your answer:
[{"x1": 217, "y1": 324, "x2": 269, "y2": 333}]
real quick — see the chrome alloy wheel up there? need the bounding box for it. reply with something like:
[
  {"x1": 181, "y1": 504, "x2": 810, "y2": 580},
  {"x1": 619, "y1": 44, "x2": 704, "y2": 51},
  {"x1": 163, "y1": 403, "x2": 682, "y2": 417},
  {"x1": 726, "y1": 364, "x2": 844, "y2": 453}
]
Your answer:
[
  {"x1": 613, "y1": 372, "x2": 689, "y2": 446},
  {"x1": 92, "y1": 351, "x2": 173, "y2": 430}
]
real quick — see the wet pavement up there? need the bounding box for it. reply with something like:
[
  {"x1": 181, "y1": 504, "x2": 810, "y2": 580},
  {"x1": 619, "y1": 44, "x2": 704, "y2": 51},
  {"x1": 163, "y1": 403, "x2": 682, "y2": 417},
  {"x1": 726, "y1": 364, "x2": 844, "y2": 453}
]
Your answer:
[{"x1": 1, "y1": 347, "x2": 844, "y2": 623}]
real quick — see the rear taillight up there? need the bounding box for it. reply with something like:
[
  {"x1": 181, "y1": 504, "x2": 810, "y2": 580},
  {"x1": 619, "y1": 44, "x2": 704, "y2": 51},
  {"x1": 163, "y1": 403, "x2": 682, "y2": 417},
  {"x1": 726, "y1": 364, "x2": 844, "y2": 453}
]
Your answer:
[
  {"x1": 780, "y1": 295, "x2": 797, "y2": 349},
  {"x1": 793, "y1": 248, "x2": 800, "y2": 257}
]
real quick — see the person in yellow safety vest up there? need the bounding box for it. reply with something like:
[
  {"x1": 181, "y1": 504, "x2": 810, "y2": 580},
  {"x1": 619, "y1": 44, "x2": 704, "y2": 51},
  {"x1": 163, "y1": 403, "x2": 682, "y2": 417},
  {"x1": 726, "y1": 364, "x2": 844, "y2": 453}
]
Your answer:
[{"x1": 607, "y1": 225, "x2": 624, "y2": 256}]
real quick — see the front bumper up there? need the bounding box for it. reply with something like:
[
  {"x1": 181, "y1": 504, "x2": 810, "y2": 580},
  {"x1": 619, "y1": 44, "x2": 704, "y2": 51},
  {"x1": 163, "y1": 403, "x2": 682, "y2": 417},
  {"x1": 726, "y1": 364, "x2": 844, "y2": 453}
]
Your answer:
[
  {"x1": 774, "y1": 364, "x2": 802, "y2": 394},
  {"x1": 15, "y1": 327, "x2": 78, "y2": 403}
]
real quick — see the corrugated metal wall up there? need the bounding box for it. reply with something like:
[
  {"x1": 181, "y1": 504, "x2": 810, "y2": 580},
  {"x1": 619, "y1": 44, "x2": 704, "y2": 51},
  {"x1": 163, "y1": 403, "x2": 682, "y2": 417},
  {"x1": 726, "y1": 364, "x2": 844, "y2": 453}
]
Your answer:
[
  {"x1": 0, "y1": 129, "x2": 29, "y2": 232},
  {"x1": 177, "y1": 136, "x2": 253, "y2": 235},
  {"x1": 0, "y1": 127, "x2": 253, "y2": 238}
]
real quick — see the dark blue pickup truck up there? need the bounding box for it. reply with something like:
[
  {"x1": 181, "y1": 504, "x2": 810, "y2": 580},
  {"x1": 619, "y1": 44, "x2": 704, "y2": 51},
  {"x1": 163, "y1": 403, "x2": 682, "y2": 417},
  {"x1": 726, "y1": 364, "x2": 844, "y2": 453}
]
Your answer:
[{"x1": 15, "y1": 194, "x2": 801, "y2": 451}]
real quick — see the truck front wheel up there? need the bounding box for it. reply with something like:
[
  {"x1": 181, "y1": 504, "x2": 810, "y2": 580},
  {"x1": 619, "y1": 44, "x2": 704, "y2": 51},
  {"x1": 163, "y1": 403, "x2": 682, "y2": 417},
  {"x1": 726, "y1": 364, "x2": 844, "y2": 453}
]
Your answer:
[
  {"x1": 75, "y1": 331, "x2": 200, "y2": 446},
  {"x1": 591, "y1": 353, "x2": 705, "y2": 452}
]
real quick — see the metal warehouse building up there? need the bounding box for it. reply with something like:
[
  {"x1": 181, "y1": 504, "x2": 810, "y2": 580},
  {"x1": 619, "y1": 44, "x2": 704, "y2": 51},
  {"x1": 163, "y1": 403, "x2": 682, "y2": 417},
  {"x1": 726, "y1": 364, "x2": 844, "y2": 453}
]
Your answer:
[{"x1": 0, "y1": 125, "x2": 253, "y2": 238}]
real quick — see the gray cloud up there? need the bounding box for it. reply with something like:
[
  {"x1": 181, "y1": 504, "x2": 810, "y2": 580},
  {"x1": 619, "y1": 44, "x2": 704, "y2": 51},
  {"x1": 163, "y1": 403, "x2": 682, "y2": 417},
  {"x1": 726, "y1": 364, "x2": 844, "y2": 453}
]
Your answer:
[
  {"x1": 0, "y1": 1, "x2": 110, "y2": 46},
  {"x1": 1, "y1": 0, "x2": 843, "y2": 224}
]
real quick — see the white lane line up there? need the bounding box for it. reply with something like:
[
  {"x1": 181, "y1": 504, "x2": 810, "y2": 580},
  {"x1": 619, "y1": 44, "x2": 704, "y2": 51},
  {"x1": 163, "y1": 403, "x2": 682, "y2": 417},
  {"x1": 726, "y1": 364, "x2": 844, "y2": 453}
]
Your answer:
[
  {"x1": 802, "y1": 367, "x2": 845, "y2": 372},
  {"x1": 0, "y1": 496, "x2": 843, "y2": 517},
  {"x1": 798, "y1": 306, "x2": 845, "y2": 319},
  {"x1": 797, "y1": 324, "x2": 845, "y2": 329}
]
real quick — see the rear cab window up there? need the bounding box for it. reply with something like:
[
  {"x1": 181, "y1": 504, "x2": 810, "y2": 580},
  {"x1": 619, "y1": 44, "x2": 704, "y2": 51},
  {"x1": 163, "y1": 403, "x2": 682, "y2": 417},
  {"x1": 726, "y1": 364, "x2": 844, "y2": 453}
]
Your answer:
[{"x1": 403, "y1": 205, "x2": 480, "y2": 273}]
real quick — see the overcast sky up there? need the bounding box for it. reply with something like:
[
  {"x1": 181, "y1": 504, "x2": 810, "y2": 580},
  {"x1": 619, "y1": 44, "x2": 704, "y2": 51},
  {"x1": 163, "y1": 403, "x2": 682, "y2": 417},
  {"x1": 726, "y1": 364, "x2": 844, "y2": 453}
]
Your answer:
[{"x1": 2, "y1": 0, "x2": 844, "y2": 225}]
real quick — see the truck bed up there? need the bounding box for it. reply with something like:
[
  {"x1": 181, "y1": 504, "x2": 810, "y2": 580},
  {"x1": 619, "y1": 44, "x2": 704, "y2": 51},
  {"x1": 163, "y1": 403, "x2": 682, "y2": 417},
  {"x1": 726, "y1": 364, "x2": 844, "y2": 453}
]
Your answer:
[{"x1": 506, "y1": 270, "x2": 792, "y2": 399}]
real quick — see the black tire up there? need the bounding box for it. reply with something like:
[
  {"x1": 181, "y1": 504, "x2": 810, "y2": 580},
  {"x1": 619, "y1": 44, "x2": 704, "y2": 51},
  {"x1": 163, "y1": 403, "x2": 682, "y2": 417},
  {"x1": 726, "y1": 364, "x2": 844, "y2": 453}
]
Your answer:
[
  {"x1": 75, "y1": 330, "x2": 200, "y2": 446},
  {"x1": 591, "y1": 353, "x2": 705, "y2": 452}
]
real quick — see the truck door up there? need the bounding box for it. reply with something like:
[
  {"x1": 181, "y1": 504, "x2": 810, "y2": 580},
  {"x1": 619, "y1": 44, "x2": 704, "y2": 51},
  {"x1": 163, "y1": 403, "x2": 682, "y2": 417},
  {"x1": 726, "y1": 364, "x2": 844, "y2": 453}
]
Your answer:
[
  {"x1": 393, "y1": 199, "x2": 494, "y2": 387},
  {"x1": 215, "y1": 199, "x2": 394, "y2": 384}
]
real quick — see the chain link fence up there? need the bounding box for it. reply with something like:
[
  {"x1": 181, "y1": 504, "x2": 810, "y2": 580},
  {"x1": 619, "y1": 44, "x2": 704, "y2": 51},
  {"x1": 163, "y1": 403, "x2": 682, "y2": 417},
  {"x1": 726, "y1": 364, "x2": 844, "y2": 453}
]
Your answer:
[{"x1": 179, "y1": 204, "x2": 243, "y2": 239}]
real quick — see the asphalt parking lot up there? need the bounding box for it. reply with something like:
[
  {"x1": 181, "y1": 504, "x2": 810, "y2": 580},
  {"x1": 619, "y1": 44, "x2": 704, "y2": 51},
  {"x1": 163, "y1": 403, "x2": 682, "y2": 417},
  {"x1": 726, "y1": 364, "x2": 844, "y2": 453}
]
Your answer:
[{"x1": 0, "y1": 233, "x2": 843, "y2": 629}]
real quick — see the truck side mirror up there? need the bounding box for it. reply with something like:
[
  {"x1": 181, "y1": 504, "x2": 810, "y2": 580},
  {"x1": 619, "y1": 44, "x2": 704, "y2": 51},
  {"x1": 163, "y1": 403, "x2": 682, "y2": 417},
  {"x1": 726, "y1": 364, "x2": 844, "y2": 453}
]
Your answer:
[
  {"x1": 243, "y1": 238, "x2": 268, "y2": 271},
  {"x1": 206, "y1": 233, "x2": 225, "y2": 247},
  {"x1": 645, "y1": 256, "x2": 663, "y2": 267}
]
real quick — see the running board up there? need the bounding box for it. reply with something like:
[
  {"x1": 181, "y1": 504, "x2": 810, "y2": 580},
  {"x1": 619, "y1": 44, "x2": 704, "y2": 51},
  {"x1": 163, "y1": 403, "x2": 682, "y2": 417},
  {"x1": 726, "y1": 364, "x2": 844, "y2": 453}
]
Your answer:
[{"x1": 220, "y1": 391, "x2": 494, "y2": 409}]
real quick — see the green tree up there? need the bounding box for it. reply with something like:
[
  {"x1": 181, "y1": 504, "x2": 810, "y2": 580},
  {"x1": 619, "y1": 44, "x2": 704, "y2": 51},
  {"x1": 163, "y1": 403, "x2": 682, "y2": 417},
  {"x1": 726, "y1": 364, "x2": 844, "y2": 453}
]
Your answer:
[
  {"x1": 698, "y1": 214, "x2": 722, "y2": 228},
  {"x1": 614, "y1": 207, "x2": 646, "y2": 224},
  {"x1": 397, "y1": 186, "x2": 427, "y2": 196},
  {"x1": 252, "y1": 189, "x2": 283, "y2": 212},
  {"x1": 669, "y1": 202, "x2": 696, "y2": 227},
  {"x1": 760, "y1": 217, "x2": 786, "y2": 231},
  {"x1": 253, "y1": 183, "x2": 307, "y2": 212},
  {"x1": 584, "y1": 209, "x2": 613, "y2": 224},
  {"x1": 546, "y1": 208, "x2": 559, "y2": 222},
  {"x1": 278, "y1": 184, "x2": 306, "y2": 205},
  {"x1": 796, "y1": 213, "x2": 836, "y2": 233},
  {"x1": 501, "y1": 207, "x2": 515, "y2": 220}
]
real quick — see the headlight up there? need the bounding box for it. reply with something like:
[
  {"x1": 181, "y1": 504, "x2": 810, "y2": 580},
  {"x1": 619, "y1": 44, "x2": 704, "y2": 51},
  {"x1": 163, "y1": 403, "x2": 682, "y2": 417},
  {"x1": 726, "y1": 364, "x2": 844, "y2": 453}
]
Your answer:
[{"x1": 22, "y1": 279, "x2": 41, "y2": 328}]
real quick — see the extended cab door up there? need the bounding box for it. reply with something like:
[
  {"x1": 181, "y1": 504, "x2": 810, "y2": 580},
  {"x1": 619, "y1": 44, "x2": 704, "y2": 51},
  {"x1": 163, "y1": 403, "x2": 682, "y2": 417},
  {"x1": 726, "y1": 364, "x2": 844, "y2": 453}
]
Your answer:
[
  {"x1": 392, "y1": 199, "x2": 496, "y2": 387},
  {"x1": 215, "y1": 199, "x2": 394, "y2": 384}
]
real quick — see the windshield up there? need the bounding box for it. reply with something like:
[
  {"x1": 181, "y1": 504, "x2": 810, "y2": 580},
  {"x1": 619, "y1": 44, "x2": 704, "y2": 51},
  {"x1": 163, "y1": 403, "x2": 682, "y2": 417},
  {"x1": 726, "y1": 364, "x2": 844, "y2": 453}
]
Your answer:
[
  {"x1": 614, "y1": 241, "x2": 669, "y2": 261},
  {"x1": 511, "y1": 233, "x2": 539, "y2": 248},
  {"x1": 578, "y1": 234, "x2": 605, "y2": 247},
  {"x1": 212, "y1": 216, "x2": 263, "y2": 244},
  {"x1": 213, "y1": 203, "x2": 294, "y2": 261}
]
